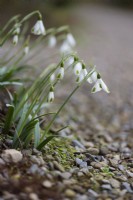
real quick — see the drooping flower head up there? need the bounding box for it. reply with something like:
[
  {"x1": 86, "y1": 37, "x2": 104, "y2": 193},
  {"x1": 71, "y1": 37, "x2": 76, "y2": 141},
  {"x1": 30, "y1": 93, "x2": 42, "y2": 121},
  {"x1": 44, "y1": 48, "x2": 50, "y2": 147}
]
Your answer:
[
  {"x1": 66, "y1": 33, "x2": 76, "y2": 47},
  {"x1": 24, "y1": 45, "x2": 29, "y2": 55},
  {"x1": 50, "y1": 73, "x2": 55, "y2": 83},
  {"x1": 48, "y1": 86, "x2": 54, "y2": 103},
  {"x1": 91, "y1": 73, "x2": 110, "y2": 93},
  {"x1": 13, "y1": 35, "x2": 18, "y2": 45},
  {"x1": 73, "y1": 62, "x2": 82, "y2": 76},
  {"x1": 31, "y1": 15, "x2": 46, "y2": 35},
  {"x1": 57, "y1": 62, "x2": 64, "y2": 80},
  {"x1": 60, "y1": 40, "x2": 72, "y2": 54},
  {"x1": 48, "y1": 35, "x2": 57, "y2": 48},
  {"x1": 87, "y1": 70, "x2": 97, "y2": 84},
  {"x1": 66, "y1": 56, "x2": 74, "y2": 67},
  {"x1": 76, "y1": 64, "x2": 88, "y2": 83}
]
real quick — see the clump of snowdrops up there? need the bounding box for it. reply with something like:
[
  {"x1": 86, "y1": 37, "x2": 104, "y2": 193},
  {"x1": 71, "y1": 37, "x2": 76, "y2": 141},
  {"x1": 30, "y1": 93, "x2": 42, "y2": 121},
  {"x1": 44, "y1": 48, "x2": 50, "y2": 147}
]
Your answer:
[{"x1": 0, "y1": 11, "x2": 110, "y2": 150}]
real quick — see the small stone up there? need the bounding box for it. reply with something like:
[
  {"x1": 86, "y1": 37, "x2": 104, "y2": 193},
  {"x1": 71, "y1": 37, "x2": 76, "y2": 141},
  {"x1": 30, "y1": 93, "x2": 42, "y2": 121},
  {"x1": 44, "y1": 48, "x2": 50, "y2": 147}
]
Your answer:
[
  {"x1": 75, "y1": 158, "x2": 82, "y2": 165},
  {"x1": 0, "y1": 158, "x2": 5, "y2": 165},
  {"x1": 101, "y1": 184, "x2": 112, "y2": 190},
  {"x1": 84, "y1": 142, "x2": 94, "y2": 148},
  {"x1": 75, "y1": 158, "x2": 87, "y2": 168},
  {"x1": 22, "y1": 149, "x2": 32, "y2": 156},
  {"x1": 109, "y1": 178, "x2": 120, "y2": 188},
  {"x1": 42, "y1": 180, "x2": 53, "y2": 188},
  {"x1": 118, "y1": 165, "x2": 125, "y2": 171},
  {"x1": 80, "y1": 161, "x2": 88, "y2": 168},
  {"x1": 109, "y1": 159, "x2": 118, "y2": 168},
  {"x1": 29, "y1": 193, "x2": 39, "y2": 200},
  {"x1": 116, "y1": 175, "x2": 127, "y2": 182},
  {"x1": 103, "y1": 134, "x2": 113, "y2": 143},
  {"x1": 65, "y1": 189, "x2": 76, "y2": 198},
  {"x1": 78, "y1": 172, "x2": 84, "y2": 177},
  {"x1": 60, "y1": 172, "x2": 72, "y2": 179},
  {"x1": 63, "y1": 179, "x2": 77, "y2": 185},
  {"x1": 100, "y1": 146, "x2": 109, "y2": 155},
  {"x1": 1, "y1": 149, "x2": 23, "y2": 163},
  {"x1": 53, "y1": 161, "x2": 65, "y2": 172},
  {"x1": 28, "y1": 164, "x2": 44, "y2": 175},
  {"x1": 80, "y1": 168, "x2": 89, "y2": 175},
  {"x1": 91, "y1": 162, "x2": 107, "y2": 169},
  {"x1": 87, "y1": 148, "x2": 99, "y2": 155},
  {"x1": 30, "y1": 155, "x2": 45, "y2": 165},
  {"x1": 126, "y1": 170, "x2": 133, "y2": 178},
  {"x1": 122, "y1": 182, "x2": 133, "y2": 193},
  {"x1": 72, "y1": 140, "x2": 85, "y2": 150},
  {"x1": 88, "y1": 189, "x2": 99, "y2": 197},
  {"x1": 76, "y1": 194, "x2": 88, "y2": 200}
]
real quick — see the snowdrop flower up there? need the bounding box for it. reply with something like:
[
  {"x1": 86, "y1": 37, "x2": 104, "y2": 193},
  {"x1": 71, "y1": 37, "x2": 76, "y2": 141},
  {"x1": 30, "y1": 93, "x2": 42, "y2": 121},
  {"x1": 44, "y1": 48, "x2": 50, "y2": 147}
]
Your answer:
[
  {"x1": 87, "y1": 70, "x2": 97, "y2": 84},
  {"x1": 13, "y1": 26, "x2": 20, "y2": 35},
  {"x1": 66, "y1": 56, "x2": 74, "y2": 66},
  {"x1": 24, "y1": 45, "x2": 29, "y2": 55},
  {"x1": 66, "y1": 33, "x2": 76, "y2": 47},
  {"x1": 60, "y1": 40, "x2": 72, "y2": 54},
  {"x1": 57, "y1": 63, "x2": 64, "y2": 80},
  {"x1": 13, "y1": 35, "x2": 18, "y2": 45},
  {"x1": 48, "y1": 35, "x2": 57, "y2": 48},
  {"x1": 48, "y1": 87, "x2": 54, "y2": 103},
  {"x1": 91, "y1": 74, "x2": 110, "y2": 93},
  {"x1": 50, "y1": 73, "x2": 55, "y2": 83},
  {"x1": 76, "y1": 65, "x2": 88, "y2": 83},
  {"x1": 31, "y1": 19, "x2": 46, "y2": 35},
  {"x1": 73, "y1": 62, "x2": 82, "y2": 76}
]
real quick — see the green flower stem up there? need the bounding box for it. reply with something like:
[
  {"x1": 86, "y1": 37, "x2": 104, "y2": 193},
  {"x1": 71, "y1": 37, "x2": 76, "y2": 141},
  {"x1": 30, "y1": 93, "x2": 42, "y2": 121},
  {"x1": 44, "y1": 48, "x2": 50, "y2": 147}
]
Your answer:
[
  {"x1": 20, "y1": 10, "x2": 41, "y2": 24},
  {"x1": 40, "y1": 85, "x2": 80, "y2": 142},
  {"x1": 0, "y1": 14, "x2": 20, "y2": 36},
  {"x1": 13, "y1": 65, "x2": 58, "y2": 120}
]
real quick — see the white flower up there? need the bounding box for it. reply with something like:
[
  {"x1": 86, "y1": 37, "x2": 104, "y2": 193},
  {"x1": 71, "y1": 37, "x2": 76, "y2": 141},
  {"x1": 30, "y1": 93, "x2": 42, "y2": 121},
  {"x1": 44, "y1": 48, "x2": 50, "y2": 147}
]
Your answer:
[
  {"x1": 73, "y1": 62, "x2": 82, "y2": 76},
  {"x1": 57, "y1": 66, "x2": 64, "y2": 80},
  {"x1": 31, "y1": 20, "x2": 46, "y2": 35},
  {"x1": 48, "y1": 87, "x2": 54, "y2": 103},
  {"x1": 76, "y1": 67, "x2": 88, "y2": 83},
  {"x1": 24, "y1": 46, "x2": 29, "y2": 55},
  {"x1": 87, "y1": 71, "x2": 97, "y2": 84},
  {"x1": 13, "y1": 26, "x2": 20, "y2": 35},
  {"x1": 66, "y1": 56, "x2": 74, "y2": 67},
  {"x1": 91, "y1": 78, "x2": 110, "y2": 93},
  {"x1": 50, "y1": 73, "x2": 55, "y2": 83},
  {"x1": 13, "y1": 35, "x2": 18, "y2": 45},
  {"x1": 60, "y1": 40, "x2": 72, "y2": 54},
  {"x1": 66, "y1": 33, "x2": 76, "y2": 47},
  {"x1": 48, "y1": 35, "x2": 57, "y2": 48}
]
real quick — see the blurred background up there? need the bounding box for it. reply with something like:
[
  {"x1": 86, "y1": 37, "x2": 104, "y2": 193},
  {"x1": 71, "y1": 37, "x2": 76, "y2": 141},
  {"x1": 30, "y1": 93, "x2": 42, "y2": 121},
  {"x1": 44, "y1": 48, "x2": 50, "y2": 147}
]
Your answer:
[{"x1": 0, "y1": 0, "x2": 133, "y2": 130}]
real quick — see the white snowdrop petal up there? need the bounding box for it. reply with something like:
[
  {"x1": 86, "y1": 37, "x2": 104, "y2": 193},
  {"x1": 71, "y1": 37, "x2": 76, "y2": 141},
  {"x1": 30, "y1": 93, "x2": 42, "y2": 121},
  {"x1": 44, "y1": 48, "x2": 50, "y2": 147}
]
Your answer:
[
  {"x1": 48, "y1": 91, "x2": 54, "y2": 102},
  {"x1": 67, "y1": 33, "x2": 76, "y2": 47},
  {"x1": 24, "y1": 46, "x2": 29, "y2": 55},
  {"x1": 99, "y1": 79, "x2": 110, "y2": 93},
  {"x1": 57, "y1": 67, "x2": 64, "y2": 79},
  {"x1": 82, "y1": 68, "x2": 88, "y2": 77},
  {"x1": 32, "y1": 20, "x2": 46, "y2": 35},
  {"x1": 60, "y1": 41, "x2": 72, "y2": 54},
  {"x1": 66, "y1": 57, "x2": 74, "y2": 66},
  {"x1": 13, "y1": 27, "x2": 20, "y2": 35},
  {"x1": 91, "y1": 81, "x2": 102, "y2": 93},
  {"x1": 87, "y1": 71, "x2": 97, "y2": 84},
  {"x1": 50, "y1": 73, "x2": 55, "y2": 83},
  {"x1": 39, "y1": 20, "x2": 46, "y2": 35},
  {"x1": 13, "y1": 35, "x2": 18, "y2": 45},
  {"x1": 73, "y1": 62, "x2": 82, "y2": 76},
  {"x1": 48, "y1": 36, "x2": 57, "y2": 48}
]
